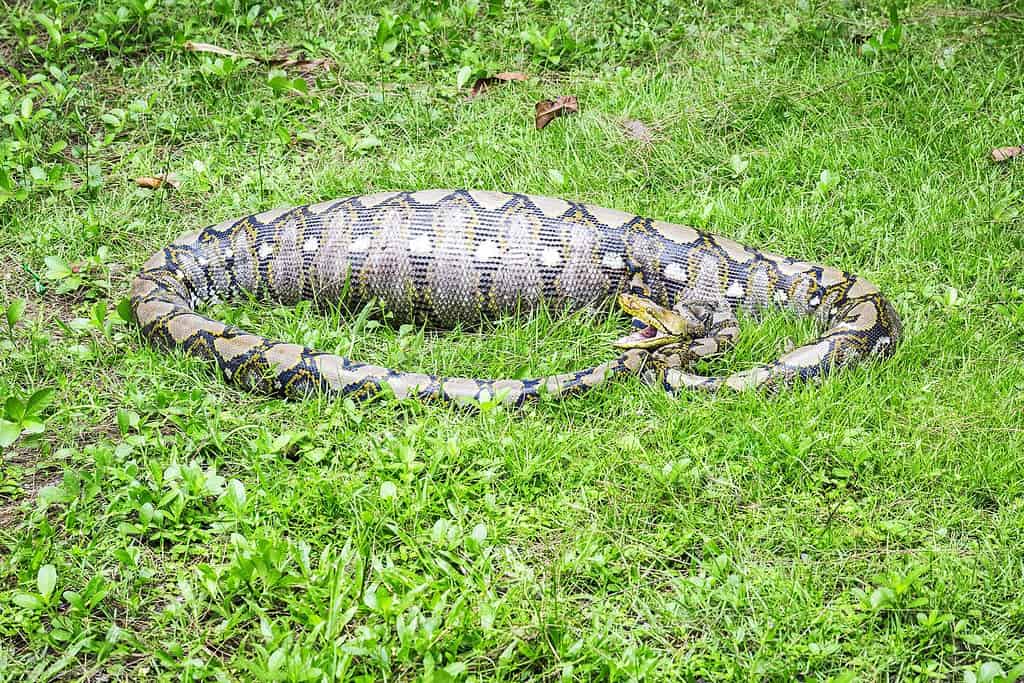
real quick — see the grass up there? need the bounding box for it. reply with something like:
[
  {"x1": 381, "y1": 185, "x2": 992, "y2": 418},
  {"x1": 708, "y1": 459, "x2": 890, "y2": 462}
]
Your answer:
[{"x1": 2, "y1": 0, "x2": 1024, "y2": 679}]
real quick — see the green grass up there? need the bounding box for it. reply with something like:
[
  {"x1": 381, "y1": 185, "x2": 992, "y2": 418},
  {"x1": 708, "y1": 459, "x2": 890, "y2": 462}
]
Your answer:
[{"x1": 2, "y1": 0, "x2": 1024, "y2": 680}]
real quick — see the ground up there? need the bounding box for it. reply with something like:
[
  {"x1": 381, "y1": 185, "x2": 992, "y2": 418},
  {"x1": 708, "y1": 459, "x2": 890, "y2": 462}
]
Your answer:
[{"x1": 1, "y1": 0, "x2": 1024, "y2": 680}]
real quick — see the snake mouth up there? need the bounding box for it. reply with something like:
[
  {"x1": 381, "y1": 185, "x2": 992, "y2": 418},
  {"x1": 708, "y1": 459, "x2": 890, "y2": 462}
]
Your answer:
[
  {"x1": 612, "y1": 292, "x2": 705, "y2": 350},
  {"x1": 613, "y1": 325, "x2": 681, "y2": 350}
]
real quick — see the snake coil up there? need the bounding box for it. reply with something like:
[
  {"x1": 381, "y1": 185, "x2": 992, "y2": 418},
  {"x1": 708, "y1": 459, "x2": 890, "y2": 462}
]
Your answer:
[{"x1": 130, "y1": 190, "x2": 901, "y2": 405}]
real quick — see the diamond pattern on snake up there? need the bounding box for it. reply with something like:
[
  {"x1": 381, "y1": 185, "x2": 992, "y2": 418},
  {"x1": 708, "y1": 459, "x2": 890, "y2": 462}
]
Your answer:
[{"x1": 130, "y1": 190, "x2": 902, "y2": 405}]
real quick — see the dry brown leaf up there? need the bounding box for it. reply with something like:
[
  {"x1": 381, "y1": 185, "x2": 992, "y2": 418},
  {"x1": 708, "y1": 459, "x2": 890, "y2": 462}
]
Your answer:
[
  {"x1": 135, "y1": 173, "x2": 182, "y2": 190},
  {"x1": 622, "y1": 119, "x2": 654, "y2": 144},
  {"x1": 495, "y1": 71, "x2": 528, "y2": 82},
  {"x1": 535, "y1": 95, "x2": 579, "y2": 130},
  {"x1": 991, "y1": 145, "x2": 1024, "y2": 163},
  {"x1": 184, "y1": 41, "x2": 241, "y2": 58},
  {"x1": 468, "y1": 71, "x2": 528, "y2": 99}
]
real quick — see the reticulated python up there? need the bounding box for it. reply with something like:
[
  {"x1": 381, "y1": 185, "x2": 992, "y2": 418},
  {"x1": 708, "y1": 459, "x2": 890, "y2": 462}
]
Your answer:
[{"x1": 129, "y1": 190, "x2": 901, "y2": 405}]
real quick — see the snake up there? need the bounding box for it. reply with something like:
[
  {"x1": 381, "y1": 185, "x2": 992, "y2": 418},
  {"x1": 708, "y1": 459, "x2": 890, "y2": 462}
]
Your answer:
[{"x1": 129, "y1": 189, "x2": 902, "y2": 405}]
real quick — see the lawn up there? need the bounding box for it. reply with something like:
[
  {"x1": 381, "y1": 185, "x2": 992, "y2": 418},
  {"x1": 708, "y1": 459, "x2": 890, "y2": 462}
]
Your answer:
[{"x1": 2, "y1": 0, "x2": 1024, "y2": 680}]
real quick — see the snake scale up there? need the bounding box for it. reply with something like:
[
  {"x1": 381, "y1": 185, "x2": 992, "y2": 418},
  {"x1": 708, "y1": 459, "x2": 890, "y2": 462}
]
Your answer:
[{"x1": 130, "y1": 189, "x2": 901, "y2": 405}]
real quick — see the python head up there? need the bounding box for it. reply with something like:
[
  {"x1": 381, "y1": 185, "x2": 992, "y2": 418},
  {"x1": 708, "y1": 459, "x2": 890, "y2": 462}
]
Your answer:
[{"x1": 613, "y1": 292, "x2": 712, "y2": 351}]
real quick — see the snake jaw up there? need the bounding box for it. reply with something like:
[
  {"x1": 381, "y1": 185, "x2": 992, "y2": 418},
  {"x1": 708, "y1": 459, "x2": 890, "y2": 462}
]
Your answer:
[
  {"x1": 613, "y1": 325, "x2": 678, "y2": 350},
  {"x1": 613, "y1": 293, "x2": 707, "y2": 350}
]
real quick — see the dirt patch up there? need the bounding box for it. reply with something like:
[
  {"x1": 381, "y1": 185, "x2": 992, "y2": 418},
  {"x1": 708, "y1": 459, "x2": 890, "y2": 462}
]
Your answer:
[
  {"x1": 0, "y1": 39, "x2": 17, "y2": 79},
  {"x1": 0, "y1": 463, "x2": 62, "y2": 528}
]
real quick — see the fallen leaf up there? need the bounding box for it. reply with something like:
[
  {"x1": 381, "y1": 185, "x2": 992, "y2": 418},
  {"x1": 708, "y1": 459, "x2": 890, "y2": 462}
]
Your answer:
[
  {"x1": 991, "y1": 145, "x2": 1024, "y2": 163},
  {"x1": 496, "y1": 71, "x2": 528, "y2": 83},
  {"x1": 535, "y1": 95, "x2": 579, "y2": 130},
  {"x1": 456, "y1": 66, "x2": 474, "y2": 91},
  {"x1": 135, "y1": 173, "x2": 182, "y2": 190},
  {"x1": 184, "y1": 41, "x2": 241, "y2": 58},
  {"x1": 468, "y1": 71, "x2": 528, "y2": 99},
  {"x1": 622, "y1": 119, "x2": 654, "y2": 144},
  {"x1": 729, "y1": 154, "x2": 749, "y2": 176}
]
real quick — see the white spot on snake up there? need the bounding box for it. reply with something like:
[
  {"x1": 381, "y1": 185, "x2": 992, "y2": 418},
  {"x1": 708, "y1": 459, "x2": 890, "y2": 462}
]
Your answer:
[
  {"x1": 409, "y1": 234, "x2": 433, "y2": 255},
  {"x1": 809, "y1": 295, "x2": 821, "y2": 307},
  {"x1": 665, "y1": 262, "x2": 687, "y2": 282},
  {"x1": 601, "y1": 253, "x2": 625, "y2": 270},
  {"x1": 223, "y1": 247, "x2": 233, "y2": 259},
  {"x1": 258, "y1": 243, "x2": 274, "y2": 259},
  {"x1": 350, "y1": 236, "x2": 371, "y2": 252},
  {"x1": 726, "y1": 282, "x2": 744, "y2": 298},
  {"x1": 541, "y1": 247, "x2": 562, "y2": 267},
  {"x1": 475, "y1": 241, "x2": 500, "y2": 260},
  {"x1": 774, "y1": 290, "x2": 788, "y2": 303},
  {"x1": 303, "y1": 237, "x2": 319, "y2": 253}
]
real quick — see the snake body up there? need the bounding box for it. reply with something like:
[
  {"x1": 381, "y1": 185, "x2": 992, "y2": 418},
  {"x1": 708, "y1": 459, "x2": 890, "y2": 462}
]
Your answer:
[{"x1": 130, "y1": 189, "x2": 901, "y2": 404}]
